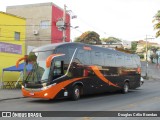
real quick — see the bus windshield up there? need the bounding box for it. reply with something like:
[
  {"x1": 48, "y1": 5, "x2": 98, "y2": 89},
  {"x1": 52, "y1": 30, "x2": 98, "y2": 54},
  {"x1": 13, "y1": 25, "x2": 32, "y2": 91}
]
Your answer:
[
  {"x1": 24, "y1": 51, "x2": 53, "y2": 83},
  {"x1": 25, "y1": 61, "x2": 50, "y2": 83}
]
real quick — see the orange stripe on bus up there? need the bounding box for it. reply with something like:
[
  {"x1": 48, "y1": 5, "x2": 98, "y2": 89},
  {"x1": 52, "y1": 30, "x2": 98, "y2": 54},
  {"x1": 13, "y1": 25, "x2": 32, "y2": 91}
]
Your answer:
[
  {"x1": 90, "y1": 66, "x2": 120, "y2": 88},
  {"x1": 22, "y1": 77, "x2": 86, "y2": 99}
]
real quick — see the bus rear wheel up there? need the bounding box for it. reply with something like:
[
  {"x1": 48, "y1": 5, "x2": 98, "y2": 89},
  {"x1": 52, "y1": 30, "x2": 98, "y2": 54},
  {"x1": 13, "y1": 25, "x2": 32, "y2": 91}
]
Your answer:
[
  {"x1": 71, "y1": 85, "x2": 80, "y2": 101},
  {"x1": 122, "y1": 82, "x2": 129, "y2": 94}
]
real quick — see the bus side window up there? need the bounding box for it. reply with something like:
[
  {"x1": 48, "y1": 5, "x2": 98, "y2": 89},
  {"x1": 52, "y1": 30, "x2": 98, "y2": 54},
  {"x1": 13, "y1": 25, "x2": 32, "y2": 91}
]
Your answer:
[
  {"x1": 76, "y1": 50, "x2": 84, "y2": 64},
  {"x1": 104, "y1": 53, "x2": 116, "y2": 67},
  {"x1": 84, "y1": 51, "x2": 91, "y2": 65},
  {"x1": 132, "y1": 56, "x2": 137, "y2": 68},
  {"x1": 52, "y1": 61, "x2": 64, "y2": 79},
  {"x1": 92, "y1": 51, "x2": 104, "y2": 66},
  {"x1": 125, "y1": 56, "x2": 133, "y2": 67},
  {"x1": 116, "y1": 54, "x2": 124, "y2": 67},
  {"x1": 76, "y1": 49, "x2": 91, "y2": 65}
]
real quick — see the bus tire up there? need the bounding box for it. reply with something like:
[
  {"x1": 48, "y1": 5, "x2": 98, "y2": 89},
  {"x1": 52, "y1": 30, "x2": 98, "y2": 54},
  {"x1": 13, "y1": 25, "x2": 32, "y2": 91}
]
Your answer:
[
  {"x1": 71, "y1": 85, "x2": 80, "y2": 101},
  {"x1": 122, "y1": 82, "x2": 129, "y2": 94}
]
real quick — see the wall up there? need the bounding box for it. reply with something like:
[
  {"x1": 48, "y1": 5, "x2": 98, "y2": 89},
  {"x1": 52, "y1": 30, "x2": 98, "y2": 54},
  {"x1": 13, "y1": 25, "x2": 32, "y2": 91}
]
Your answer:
[
  {"x1": 52, "y1": 5, "x2": 70, "y2": 43},
  {"x1": 7, "y1": 2, "x2": 71, "y2": 46},
  {"x1": 7, "y1": 3, "x2": 52, "y2": 49},
  {"x1": 0, "y1": 12, "x2": 26, "y2": 82}
]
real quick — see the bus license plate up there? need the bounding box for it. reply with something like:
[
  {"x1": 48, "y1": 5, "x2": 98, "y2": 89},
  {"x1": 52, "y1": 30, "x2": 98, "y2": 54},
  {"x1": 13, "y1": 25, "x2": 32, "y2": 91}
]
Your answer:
[{"x1": 30, "y1": 92, "x2": 34, "y2": 96}]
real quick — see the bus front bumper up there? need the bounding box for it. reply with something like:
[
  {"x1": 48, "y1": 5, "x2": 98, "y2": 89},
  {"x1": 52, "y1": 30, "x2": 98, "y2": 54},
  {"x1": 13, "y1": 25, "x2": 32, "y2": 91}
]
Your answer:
[{"x1": 22, "y1": 84, "x2": 58, "y2": 100}]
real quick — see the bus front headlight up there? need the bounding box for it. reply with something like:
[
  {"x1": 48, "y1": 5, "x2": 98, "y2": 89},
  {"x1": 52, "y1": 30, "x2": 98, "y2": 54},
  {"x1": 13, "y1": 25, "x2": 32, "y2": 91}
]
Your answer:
[{"x1": 42, "y1": 83, "x2": 57, "y2": 90}]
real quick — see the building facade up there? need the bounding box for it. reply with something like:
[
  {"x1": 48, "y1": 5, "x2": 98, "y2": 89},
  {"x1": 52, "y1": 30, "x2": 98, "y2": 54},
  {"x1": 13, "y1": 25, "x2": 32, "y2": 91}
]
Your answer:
[
  {"x1": 7, "y1": 2, "x2": 70, "y2": 49},
  {"x1": 0, "y1": 11, "x2": 26, "y2": 81}
]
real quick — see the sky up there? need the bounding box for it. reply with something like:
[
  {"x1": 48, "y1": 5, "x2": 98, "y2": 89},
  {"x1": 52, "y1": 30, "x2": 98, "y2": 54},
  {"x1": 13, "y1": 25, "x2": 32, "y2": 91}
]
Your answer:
[{"x1": 0, "y1": 0, "x2": 160, "y2": 43}]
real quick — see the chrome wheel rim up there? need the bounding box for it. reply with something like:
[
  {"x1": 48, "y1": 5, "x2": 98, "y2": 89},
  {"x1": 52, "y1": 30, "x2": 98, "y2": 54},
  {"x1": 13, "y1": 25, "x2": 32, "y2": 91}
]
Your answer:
[
  {"x1": 124, "y1": 84, "x2": 128, "y2": 93},
  {"x1": 75, "y1": 88, "x2": 80, "y2": 98}
]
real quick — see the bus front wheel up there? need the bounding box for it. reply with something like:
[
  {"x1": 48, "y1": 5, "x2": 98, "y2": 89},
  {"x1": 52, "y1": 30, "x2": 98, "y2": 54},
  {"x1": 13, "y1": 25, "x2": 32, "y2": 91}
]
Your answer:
[
  {"x1": 71, "y1": 85, "x2": 80, "y2": 101},
  {"x1": 122, "y1": 82, "x2": 129, "y2": 94}
]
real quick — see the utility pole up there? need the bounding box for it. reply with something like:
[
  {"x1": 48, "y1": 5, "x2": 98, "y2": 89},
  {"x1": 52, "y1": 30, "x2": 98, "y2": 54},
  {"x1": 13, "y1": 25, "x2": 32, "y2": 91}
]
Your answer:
[
  {"x1": 145, "y1": 35, "x2": 155, "y2": 79},
  {"x1": 62, "y1": 4, "x2": 67, "y2": 42},
  {"x1": 145, "y1": 35, "x2": 148, "y2": 79}
]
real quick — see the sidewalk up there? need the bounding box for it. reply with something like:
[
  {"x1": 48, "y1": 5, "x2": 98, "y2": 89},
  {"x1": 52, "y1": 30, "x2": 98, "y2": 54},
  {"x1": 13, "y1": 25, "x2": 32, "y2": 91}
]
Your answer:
[
  {"x1": 141, "y1": 61, "x2": 160, "y2": 79},
  {"x1": 0, "y1": 89, "x2": 23, "y2": 101}
]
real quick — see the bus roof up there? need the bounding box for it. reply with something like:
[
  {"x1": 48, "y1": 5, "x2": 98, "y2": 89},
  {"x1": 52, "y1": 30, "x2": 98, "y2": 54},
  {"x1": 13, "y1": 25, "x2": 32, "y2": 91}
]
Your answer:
[{"x1": 32, "y1": 42, "x2": 137, "y2": 57}]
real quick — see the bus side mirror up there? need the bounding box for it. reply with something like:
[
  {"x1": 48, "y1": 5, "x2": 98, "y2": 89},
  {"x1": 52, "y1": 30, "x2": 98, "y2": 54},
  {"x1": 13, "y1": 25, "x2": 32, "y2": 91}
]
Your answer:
[{"x1": 16, "y1": 55, "x2": 28, "y2": 68}]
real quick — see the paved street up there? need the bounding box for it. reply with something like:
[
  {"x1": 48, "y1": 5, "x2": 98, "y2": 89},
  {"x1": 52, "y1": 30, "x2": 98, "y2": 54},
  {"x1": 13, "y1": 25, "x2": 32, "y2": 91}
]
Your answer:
[
  {"x1": 0, "y1": 78, "x2": 160, "y2": 111},
  {"x1": 0, "y1": 62, "x2": 160, "y2": 120},
  {"x1": 0, "y1": 78, "x2": 160, "y2": 120}
]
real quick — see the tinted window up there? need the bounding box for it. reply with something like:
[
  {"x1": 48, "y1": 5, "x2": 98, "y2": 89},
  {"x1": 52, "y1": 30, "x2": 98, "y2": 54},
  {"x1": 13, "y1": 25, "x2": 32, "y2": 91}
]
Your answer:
[
  {"x1": 68, "y1": 48, "x2": 75, "y2": 58},
  {"x1": 76, "y1": 49, "x2": 91, "y2": 65},
  {"x1": 56, "y1": 47, "x2": 69, "y2": 63},
  {"x1": 50, "y1": 58, "x2": 65, "y2": 80},
  {"x1": 76, "y1": 50, "x2": 84, "y2": 64},
  {"x1": 125, "y1": 56, "x2": 133, "y2": 67},
  {"x1": 116, "y1": 54, "x2": 124, "y2": 67},
  {"x1": 104, "y1": 53, "x2": 116, "y2": 67},
  {"x1": 83, "y1": 50, "x2": 91, "y2": 65},
  {"x1": 134, "y1": 56, "x2": 141, "y2": 67},
  {"x1": 91, "y1": 51, "x2": 104, "y2": 66},
  {"x1": 131, "y1": 56, "x2": 137, "y2": 68}
]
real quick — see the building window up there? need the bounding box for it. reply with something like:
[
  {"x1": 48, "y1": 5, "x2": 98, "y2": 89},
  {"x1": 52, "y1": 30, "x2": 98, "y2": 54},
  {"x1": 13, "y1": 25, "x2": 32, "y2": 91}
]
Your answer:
[
  {"x1": 14, "y1": 32, "x2": 20, "y2": 40},
  {"x1": 40, "y1": 20, "x2": 50, "y2": 29}
]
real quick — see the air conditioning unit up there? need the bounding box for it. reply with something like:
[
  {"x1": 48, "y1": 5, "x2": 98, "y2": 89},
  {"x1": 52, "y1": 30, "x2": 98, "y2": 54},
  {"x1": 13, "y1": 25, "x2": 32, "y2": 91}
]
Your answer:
[{"x1": 33, "y1": 30, "x2": 39, "y2": 35}]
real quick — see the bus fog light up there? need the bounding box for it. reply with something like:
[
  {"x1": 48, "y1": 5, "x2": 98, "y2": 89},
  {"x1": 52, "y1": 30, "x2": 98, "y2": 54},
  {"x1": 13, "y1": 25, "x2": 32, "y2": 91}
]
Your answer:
[{"x1": 44, "y1": 93, "x2": 48, "y2": 96}]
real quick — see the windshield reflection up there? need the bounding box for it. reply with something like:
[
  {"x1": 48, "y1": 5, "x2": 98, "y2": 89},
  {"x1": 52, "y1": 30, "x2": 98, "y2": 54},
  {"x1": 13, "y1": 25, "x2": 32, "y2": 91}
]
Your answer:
[{"x1": 24, "y1": 51, "x2": 52, "y2": 83}]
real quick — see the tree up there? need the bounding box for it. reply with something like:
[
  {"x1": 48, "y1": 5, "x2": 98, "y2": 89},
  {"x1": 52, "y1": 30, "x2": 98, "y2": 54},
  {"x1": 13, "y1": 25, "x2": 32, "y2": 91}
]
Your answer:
[
  {"x1": 130, "y1": 41, "x2": 138, "y2": 53},
  {"x1": 74, "y1": 31, "x2": 101, "y2": 44},
  {"x1": 74, "y1": 37, "x2": 81, "y2": 42},
  {"x1": 102, "y1": 37, "x2": 121, "y2": 44},
  {"x1": 142, "y1": 45, "x2": 159, "y2": 63},
  {"x1": 142, "y1": 45, "x2": 159, "y2": 53},
  {"x1": 153, "y1": 10, "x2": 160, "y2": 38}
]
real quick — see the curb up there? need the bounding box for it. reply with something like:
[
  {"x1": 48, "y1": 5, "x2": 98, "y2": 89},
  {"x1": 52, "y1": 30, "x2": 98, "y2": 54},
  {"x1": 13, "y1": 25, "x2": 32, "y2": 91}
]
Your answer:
[{"x1": 0, "y1": 97, "x2": 25, "y2": 102}]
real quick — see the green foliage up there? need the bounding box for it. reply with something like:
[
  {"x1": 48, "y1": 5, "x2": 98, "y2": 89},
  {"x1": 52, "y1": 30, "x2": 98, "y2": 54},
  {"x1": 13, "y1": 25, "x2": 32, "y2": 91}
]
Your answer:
[
  {"x1": 138, "y1": 54, "x2": 144, "y2": 59},
  {"x1": 155, "y1": 10, "x2": 160, "y2": 18},
  {"x1": 28, "y1": 52, "x2": 37, "y2": 62},
  {"x1": 74, "y1": 31, "x2": 101, "y2": 44},
  {"x1": 102, "y1": 37, "x2": 121, "y2": 44},
  {"x1": 142, "y1": 45, "x2": 159, "y2": 53},
  {"x1": 74, "y1": 37, "x2": 81, "y2": 42},
  {"x1": 153, "y1": 10, "x2": 160, "y2": 38},
  {"x1": 131, "y1": 41, "x2": 138, "y2": 53}
]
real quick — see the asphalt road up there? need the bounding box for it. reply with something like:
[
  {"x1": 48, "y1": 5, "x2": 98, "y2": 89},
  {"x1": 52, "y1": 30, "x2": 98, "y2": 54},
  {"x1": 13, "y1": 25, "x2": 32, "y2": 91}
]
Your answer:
[{"x1": 0, "y1": 79, "x2": 160, "y2": 120}]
